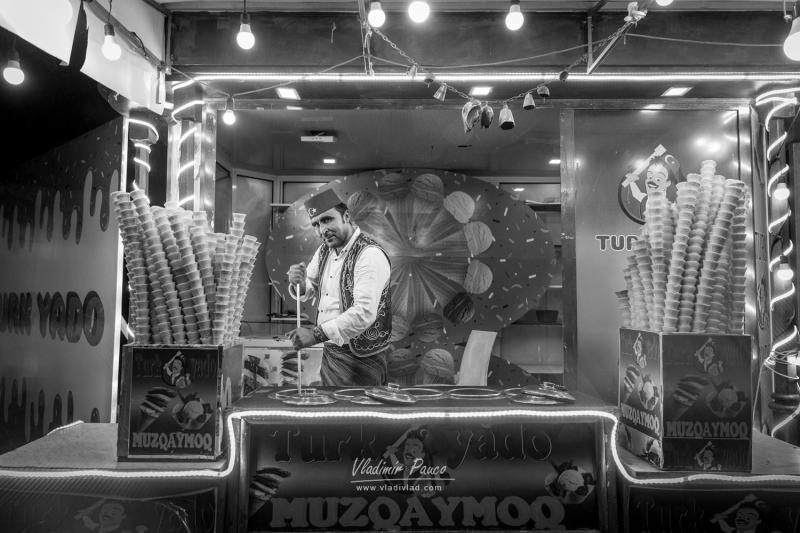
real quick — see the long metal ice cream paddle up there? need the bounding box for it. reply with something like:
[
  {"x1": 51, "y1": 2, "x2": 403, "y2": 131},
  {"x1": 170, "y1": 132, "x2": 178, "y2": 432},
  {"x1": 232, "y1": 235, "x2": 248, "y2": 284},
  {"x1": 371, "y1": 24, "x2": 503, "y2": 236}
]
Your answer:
[{"x1": 296, "y1": 283, "x2": 303, "y2": 395}]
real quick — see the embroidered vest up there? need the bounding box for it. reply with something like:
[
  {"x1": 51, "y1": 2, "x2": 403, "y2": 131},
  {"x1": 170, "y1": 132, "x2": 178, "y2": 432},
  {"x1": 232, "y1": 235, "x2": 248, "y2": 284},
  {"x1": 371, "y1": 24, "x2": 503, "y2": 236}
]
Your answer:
[{"x1": 317, "y1": 232, "x2": 392, "y2": 356}]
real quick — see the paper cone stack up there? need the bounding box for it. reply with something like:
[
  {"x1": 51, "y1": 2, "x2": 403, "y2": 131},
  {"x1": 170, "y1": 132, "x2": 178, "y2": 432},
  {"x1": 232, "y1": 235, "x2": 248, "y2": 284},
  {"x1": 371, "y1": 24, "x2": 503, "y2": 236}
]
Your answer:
[
  {"x1": 619, "y1": 160, "x2": 750, "y2": 334},
  {"x1": 113, "y1": 196, "x2": 260, "y2": 346}
]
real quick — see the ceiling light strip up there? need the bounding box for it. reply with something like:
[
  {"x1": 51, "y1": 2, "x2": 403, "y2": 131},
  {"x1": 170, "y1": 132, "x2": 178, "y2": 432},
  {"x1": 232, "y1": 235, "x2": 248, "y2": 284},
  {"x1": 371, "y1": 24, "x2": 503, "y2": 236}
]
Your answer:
[{"x1": 189, "y1": 72, "x2": 800, "y2": 83}]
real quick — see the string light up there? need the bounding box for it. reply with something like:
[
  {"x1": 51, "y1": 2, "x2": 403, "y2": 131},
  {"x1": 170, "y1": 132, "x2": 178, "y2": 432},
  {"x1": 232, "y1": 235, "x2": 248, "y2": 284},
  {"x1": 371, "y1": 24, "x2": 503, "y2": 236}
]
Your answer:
[
  {"x1": 237, "y1": 0, "x2": 255, "y2": 50},
  {"x1": 774, "y1": 182, "x2": 791, "y2": 201},
  {"x1": 778, "y1": 260, "x2": 794, "y2": 282},
  {"x1": 785, "y1": 17, "x2": 800, "y2": 60},
  {"x1": 367, "y1": 1, "x2": 386, "y2": 28},
  {"x1": 505, "y1": 0, "x2": 524, "y2": 31},
  {"x1": 222, "y1": 107, "x2": 236, "y2": 125},
  {"x1": 3, "y1": 43, "x2": 24, "y2": 86},
  {"x1": 101, "y1": 1, "x2": 121, "y2": 61},
  {"x1": 408, "y1": 1, "x2": 430, "y2": 23}
]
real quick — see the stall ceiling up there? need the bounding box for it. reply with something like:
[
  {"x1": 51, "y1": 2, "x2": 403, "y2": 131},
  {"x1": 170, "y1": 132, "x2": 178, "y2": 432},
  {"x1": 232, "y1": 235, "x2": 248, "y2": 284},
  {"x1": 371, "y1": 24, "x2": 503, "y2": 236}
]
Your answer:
[{"x1": 218, "y1": 106, "x2": 562, "y2": 176}]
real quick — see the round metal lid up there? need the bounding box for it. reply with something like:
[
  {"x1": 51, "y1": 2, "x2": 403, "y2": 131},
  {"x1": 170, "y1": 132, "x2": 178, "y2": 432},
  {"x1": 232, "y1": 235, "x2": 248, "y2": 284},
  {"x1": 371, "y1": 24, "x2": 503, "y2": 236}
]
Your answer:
[
  {"x1": 402, "y1": 387, "x2": 447, "y2": 400},
  {"x1": 364, "y1": 383, "x2": 418, "y2": 404},
  {"x1": 275, "y1": 388, "x2": 338, "y2": 406},
  {"x1": 503, "y1": 388, "x2": 561, "y2": 405},
  {"x1": 520, "y1": 384, "x2": 575, "y2": 403},
  {"x1": 333, "y1": 388, "x2": 384, "y2": 405},
  {"x1": 448, "y1": 387, "x2": 504, "y2": 399}
]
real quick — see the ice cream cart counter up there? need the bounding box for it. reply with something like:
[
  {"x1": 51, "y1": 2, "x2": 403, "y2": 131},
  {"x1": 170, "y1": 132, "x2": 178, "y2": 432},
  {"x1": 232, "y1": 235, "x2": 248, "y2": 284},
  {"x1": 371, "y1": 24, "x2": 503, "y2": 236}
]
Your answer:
[{"x1": 227, "y1": 386, "x2": 619, "y2": 532}]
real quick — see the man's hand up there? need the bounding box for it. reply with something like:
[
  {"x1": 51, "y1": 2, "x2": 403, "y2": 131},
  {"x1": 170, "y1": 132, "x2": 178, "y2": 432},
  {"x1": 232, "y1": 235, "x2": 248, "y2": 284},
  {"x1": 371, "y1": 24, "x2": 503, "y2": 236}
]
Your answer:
[
  {"x1": 622, "y1": 172, "x2": 639, "y2": 187},
  {"x1": 287, "y1": 262, "x2": 306, "y2": 294},
  {"x1": 287, "y1": 327, "x2": 316, "y2": 350}
]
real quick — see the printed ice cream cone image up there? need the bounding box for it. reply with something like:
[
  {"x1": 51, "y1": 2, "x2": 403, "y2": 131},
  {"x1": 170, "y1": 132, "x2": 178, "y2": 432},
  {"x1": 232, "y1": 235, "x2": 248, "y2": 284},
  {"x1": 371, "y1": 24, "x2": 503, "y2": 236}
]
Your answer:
[
  {"x1": 638, "y1": 374, "x2": 660, "y2": 411},
  {"x1": 249, "y1": 466, "x2": 291, "y2": 516},
  {"x1": 544, "y1": 460, "x2": 596, "y2": 505},
  {"x1": 621, "y1": 363, "x2": 643, "y2": 403},
  {"x1": 669, "y1": 374, "x2": 710, "y2": 419},
  {"x1": 137, "y1": 387, "x2": 177, "y2": 431},
  {"x1": 707, "y1": 381, "x2": 746, "y2": 419},
  {"x1": 171, "y1": 391, "x2": 213, "y2": 430}
]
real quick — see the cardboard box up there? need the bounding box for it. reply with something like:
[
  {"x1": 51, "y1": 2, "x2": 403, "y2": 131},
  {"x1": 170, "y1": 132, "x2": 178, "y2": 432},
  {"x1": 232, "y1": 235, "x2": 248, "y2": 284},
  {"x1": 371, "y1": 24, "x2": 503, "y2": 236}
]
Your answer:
[
  {"x1": 117, "y1": 343, "x2": 243, "y2": 460},
  {"x1": 618, "y1": 328, "x2": 752, "y2": 471}
]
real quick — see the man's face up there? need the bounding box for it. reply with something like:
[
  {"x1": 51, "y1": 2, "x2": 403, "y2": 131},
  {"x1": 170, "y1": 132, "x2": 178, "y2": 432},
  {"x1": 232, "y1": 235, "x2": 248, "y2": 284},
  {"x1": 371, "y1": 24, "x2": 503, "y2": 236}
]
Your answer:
[
  {"x1": 734, "y1": 507, "x2": 761, "y2": 529},
  {"x1": 311, "y1": 208, "x2": 351, "y2": 249},
  {"x1": 403, "y1": 438, "x2": 424, "y2": 465},
  {"x1": 646, "y1": 163, "x2": 670, "y2": 192},
  {"x1": 99, "y1": 502, "x2": 126, "y2": 528}
]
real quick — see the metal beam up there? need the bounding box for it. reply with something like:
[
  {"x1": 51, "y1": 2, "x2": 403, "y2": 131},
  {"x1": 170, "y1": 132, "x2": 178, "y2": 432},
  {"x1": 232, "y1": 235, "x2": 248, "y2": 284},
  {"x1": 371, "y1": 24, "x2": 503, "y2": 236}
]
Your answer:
[{"x1": 587, "y1": 0, "x2": 609, "y2": 16}]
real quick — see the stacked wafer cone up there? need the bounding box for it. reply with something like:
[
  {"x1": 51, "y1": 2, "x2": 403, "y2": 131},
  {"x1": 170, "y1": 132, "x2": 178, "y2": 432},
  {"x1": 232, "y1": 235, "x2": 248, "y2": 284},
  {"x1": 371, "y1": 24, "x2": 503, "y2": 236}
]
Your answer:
[
  {"x1": 621, "y1": 160, "x2": 750, "y2": 334},
  {"x1": 112, "y1": 191, "x2": 260, "y2": 346}
]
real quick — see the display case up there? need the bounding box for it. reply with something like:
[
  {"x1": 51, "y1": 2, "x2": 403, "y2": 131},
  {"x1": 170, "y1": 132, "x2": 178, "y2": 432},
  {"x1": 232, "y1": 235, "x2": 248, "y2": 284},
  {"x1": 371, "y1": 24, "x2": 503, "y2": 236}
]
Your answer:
[{"x1": 225, "y1": 386, "x2": 617, "y2": 532}]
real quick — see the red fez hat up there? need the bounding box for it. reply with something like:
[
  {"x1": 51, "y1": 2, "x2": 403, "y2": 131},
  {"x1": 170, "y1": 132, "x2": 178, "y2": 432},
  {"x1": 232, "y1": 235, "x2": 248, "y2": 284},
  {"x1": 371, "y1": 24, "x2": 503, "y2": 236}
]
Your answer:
[{"x1": 304, "y1": 188, "x2": 343, "y2": 218}]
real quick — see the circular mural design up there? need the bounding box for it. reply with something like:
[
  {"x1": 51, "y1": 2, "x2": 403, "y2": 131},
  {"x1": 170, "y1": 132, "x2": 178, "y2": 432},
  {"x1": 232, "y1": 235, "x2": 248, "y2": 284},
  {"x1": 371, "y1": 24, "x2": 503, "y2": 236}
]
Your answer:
[{"x1": 265, "y1": 169, "x2": 556, "y2": 382}]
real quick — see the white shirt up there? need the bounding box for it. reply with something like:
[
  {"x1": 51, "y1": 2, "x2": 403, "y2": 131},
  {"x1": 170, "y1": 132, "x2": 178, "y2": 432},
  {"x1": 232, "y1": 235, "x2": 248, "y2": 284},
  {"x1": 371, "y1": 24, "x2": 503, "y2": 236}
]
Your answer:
[{"x1": 296, "y1": 228, "x2": 391, "y2": 347}]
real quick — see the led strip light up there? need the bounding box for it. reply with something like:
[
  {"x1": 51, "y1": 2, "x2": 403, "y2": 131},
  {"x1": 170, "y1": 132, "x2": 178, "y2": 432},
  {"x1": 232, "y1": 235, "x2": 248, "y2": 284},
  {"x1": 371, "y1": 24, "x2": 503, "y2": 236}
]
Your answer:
[
  {"x1": 127, "y1": 117, "x2": 158, "y2": 190},
  {"x1": 0, "y1": 407, "x2": 799, "y2": 487},
  {"x1": 758, "y1": 87, "x2": 800, "y2": 440},
  {"x1": 187, "y1": 71, "x2": 800, "y2": 83}
]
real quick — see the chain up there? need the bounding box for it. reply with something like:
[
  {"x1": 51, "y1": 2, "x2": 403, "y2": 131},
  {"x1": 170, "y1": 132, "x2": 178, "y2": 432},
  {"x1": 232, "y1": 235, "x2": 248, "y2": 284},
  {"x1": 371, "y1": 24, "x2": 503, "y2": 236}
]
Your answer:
[
  {"x1": 371, "y1": 23, "x2": 626, "y2": 108},
  {"x1": 371, "y1": 27, "x2": 421, "y2": 69}
]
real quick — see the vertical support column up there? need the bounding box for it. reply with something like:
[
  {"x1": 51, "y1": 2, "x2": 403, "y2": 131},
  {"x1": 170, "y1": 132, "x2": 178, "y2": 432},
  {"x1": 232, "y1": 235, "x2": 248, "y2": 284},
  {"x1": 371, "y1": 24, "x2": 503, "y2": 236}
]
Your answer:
[
  {"x1": 197, "y1": 104, "x2": 218, "y2": 227},
  {"x1": 165, "y1": 83, "x2": 218, "y2": 228},
  {"x1": 560, "y1": 108, "x2": 578, "y2": 391},
  {"x1": 166, "y1": 120, "x2": 182, "y2": 203},
  {"x1": 178, "y1": 118, "x2": 198, "y2": 206},
  {"x1": 127, "y1": 109, "x2": 160, "y2": 194}
]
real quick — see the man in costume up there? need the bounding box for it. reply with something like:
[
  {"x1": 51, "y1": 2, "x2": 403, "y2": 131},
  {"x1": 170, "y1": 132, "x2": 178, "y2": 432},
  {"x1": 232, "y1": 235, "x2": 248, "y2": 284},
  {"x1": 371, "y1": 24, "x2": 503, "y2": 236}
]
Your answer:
[{"x1": 287, "y1": 188, "x2": 392, "y2": 386}]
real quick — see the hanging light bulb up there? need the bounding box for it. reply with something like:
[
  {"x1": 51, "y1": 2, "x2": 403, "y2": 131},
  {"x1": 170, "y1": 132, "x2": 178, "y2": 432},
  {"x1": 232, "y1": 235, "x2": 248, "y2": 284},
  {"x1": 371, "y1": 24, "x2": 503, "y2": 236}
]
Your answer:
[
  {"x1": 237, "y1": 9, "x2": 255, "y2": 50},
  {"x1": 3, "y1": 45, "x2": 24, "y2": 86},
  {"x1": 408, "y1": 1, "x2": 430, "y2": 23},
  {"x1": 775, "y1": 182, "x2": 791, "y2": 201},
  {"x1": 407, "y1": 63, "x2": 418, "y2": 80},
  {"x1": 368, "y1": 1, "x2": 386, "y2": 28},
  {"x1": 778, "y1": 259, "x2": 794, "y2": 282},
  {"x1": 223, "y1": 98, "x2": 237, "y2": 125},
  {"x1": 655, "y1": 0, "x2": 674, "y2": 5},
  {"x1": 505, "y1": 0, "x2": 524, "y2": 31},
  {"x1": 522, "y1": 92, "x2": 536, "y2": 110},
  {"x1": 433, "y1": 83, "x2": 447, "y2": 101},
  {"x1": 101, "y1": 24, "x2": 122, "y2": 61},
  {"x1": 785, "y1": 17, "x2": 800, "y2": 61}
]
